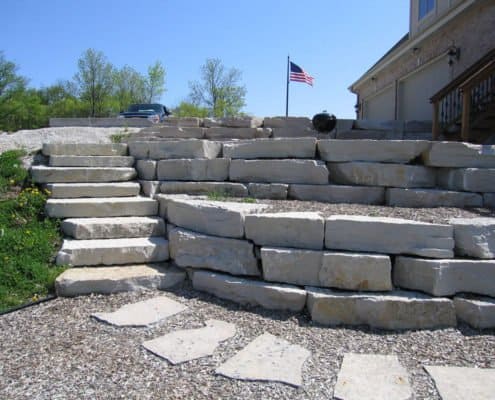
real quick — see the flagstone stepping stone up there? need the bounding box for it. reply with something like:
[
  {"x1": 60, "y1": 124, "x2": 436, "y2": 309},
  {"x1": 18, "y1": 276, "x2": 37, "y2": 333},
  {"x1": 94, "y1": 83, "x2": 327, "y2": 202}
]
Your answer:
[
  {"x1": 424, "y1": 366, "x2": 495, "y2": 400},
  {"x1": 215, "y1": 333, "x2": 310, "y2": 387},
  {"x1": 91, "y1": 296, "x2": 186, "y2": 327},
  {"x1": 142, "y1": 319, "x2": 236, "y2": 364},
  {"x1": 334, "y1": 354, "x2": 412, "y2": 400}
]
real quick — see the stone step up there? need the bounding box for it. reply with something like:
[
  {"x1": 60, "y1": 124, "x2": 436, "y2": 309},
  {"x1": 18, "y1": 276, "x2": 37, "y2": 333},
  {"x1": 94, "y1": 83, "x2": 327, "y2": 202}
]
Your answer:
[
  {"x1": 46, "y1": 197, "x2": 158, "y2": 218},
  {"x1": 61, "y1": 216, "x2": 166, "y2": 239},
  {"x1": 204, "y1": 127, "x2": 272, "y2": 140},
  {"x1": 454, "y1": 295, "x2": 495, "y2": 329},
  {"x1": 49, "y1": 155, "x2": 135, "y2": 167},
  {"x1": 128, "y1": 140, "x2": 221, "y2": 160},
  {"x1": 288, "y1": 184, "x2": 385, "y2": 205},
  {"x1": 306, "y1": 287, "x2": 456, "y2": 330},
  {"x1": 223, "y1": 138, "x2": 316, "y2": 159},
  {"x1": 42, "y1": 143, "x2": 128, "y2": 156},
  {"x1": 45, "y1": 182, "x2": 140, "y2": 198},
  {"x1": 386, "y1": 188, "x2": 483, "y2": 208},
  {"x1": 56, "y1": 237, "x2": 169, "y2": 266},
  {"x1": 31, "y1": 166, "x2": 136, "y2": 183},
  {"x1": 437, "y1": 168, "x2": 495, "y2": 192},
  {"x1": 159, "y1": 181, "x2": 248, "y2": 197},
  {"x1": 55, "y1": 263, "x2": 185, "y2": 297},
  {"x1": 157, "y1": 159, "x2": 229, "y2": 181},
  {"x1": 192, "y1": 270, "x2": 307, "y2": 312},
  {"x1": 422, "y1": 142, "x2": 495, "y2": 168}
]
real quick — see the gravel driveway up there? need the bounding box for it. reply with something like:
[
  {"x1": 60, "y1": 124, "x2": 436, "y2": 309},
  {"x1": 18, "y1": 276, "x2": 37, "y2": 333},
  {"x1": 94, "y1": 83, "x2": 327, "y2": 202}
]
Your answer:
[{"x1": 1, "y1": 282, "x2": 494, "y2": 400}]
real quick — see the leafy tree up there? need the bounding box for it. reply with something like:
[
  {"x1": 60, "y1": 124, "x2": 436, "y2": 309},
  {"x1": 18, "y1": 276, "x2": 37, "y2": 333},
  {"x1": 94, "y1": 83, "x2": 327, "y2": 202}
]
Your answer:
[
  {"x1": 74, "y1": 48, "x2": 114, "y2": 117},
  {"x1": 113, "y1": 65, "x2": 146, "y2": 111},
  {"x1": 145, "y1": 61, "x2": 165, "y2": 103},
  {"x1": 189, "y1": 58, "x2": 246, "y2": 117},
  {"x1": 173, "y1": 101, "x2": 209, "y2": 118}
]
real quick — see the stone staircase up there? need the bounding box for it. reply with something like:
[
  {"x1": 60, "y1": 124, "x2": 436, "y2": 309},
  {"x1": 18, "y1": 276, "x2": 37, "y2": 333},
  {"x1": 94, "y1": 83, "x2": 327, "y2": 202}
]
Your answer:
[{"x1": 30, "y1": 117, "x2": 495, "y2": 330}]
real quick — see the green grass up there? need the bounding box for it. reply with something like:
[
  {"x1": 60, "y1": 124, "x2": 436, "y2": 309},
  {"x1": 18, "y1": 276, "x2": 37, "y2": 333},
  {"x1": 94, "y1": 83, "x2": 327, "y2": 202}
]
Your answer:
[
  {"x1": 206, "y1": 191, "x2": 256, "y2": 203},
  {"x1": 0, "y1": 151, "x2": 65, "y2": 312}
]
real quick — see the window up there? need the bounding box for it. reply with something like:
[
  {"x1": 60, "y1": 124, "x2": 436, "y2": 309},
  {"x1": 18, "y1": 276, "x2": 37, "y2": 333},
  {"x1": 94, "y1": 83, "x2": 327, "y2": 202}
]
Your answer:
[{"x1": 419, "y1": 0, "x2": 435, "y2": 20}]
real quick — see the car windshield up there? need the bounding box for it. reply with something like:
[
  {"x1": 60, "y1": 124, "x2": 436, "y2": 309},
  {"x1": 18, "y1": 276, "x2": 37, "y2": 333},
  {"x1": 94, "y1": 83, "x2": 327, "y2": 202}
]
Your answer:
[{"x1": 128, "y1": 104, "x2": 162, "y2": 113}]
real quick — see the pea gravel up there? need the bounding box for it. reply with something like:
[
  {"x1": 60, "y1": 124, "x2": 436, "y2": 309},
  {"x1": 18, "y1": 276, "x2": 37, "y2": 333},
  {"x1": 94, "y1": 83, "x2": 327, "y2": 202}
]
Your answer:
[{"x1": 1, "y1": 282, "x2": 494, "y2": 400}]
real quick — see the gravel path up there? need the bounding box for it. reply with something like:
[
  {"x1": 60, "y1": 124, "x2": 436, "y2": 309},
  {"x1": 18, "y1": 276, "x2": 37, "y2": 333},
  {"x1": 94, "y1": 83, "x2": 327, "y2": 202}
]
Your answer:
[{"x1": 1, "y1": 282, "x2": 494, "y2": 400}]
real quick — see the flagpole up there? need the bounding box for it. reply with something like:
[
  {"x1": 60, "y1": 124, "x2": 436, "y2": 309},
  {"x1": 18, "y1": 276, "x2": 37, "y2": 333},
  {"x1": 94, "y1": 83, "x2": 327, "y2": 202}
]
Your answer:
[{"x1": 285, "y1": 55, "x2": 290, "y2": 118}]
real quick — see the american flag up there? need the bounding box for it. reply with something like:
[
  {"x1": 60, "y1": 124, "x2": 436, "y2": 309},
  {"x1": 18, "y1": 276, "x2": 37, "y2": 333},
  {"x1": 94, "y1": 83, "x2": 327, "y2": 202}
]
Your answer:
[{"x1": 289, "y1": 62, "x2": 314, "y2": 86}]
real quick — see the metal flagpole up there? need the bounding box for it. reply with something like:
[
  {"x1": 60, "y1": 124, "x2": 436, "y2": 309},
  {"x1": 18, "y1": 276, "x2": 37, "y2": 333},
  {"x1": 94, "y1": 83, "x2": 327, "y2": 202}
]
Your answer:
[{"x1": 285, "y1": 55, "x2": 290, "y2": 118}]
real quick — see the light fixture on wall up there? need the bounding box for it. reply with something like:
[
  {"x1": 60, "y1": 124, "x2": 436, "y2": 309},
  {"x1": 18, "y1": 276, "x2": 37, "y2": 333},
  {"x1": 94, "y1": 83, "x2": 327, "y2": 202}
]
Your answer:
[{"x1": 447, "y1": 46, "x2": 461, "y2": 66}]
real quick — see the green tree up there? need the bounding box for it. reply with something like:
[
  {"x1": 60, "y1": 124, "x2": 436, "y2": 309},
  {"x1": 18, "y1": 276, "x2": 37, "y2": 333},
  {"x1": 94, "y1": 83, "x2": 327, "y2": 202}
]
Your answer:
[
  {"x1": 112, "y1": 65, "x2": 146, "y2": 111},
  {"x1": 189, "y1": 58, "x2": 246, "y2": 117},
  {"x1": 74, "y1": 48, "x2": 114, "y2": 117},
  {"x1": 145, "y1": 61, "x2": 165, "y2": 103},
  {"x1": 173, "y1": 101, "x2": 209, "y2": 118}
]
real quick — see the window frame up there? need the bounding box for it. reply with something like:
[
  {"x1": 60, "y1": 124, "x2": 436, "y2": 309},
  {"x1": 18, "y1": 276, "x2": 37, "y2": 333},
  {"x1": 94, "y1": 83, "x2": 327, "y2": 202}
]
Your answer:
[{"x1": 418, "y1": 0, "x2": 435, "y2": 20}]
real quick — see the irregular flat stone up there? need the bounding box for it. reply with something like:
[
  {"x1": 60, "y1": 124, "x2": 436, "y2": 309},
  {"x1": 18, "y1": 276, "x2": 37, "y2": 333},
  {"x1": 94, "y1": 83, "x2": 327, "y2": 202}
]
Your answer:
[
  {"x1": 223, "y1": 138, "x2": 316, "y2": 159},
  {"x1": 49, "y1": 155, "x2": 134, "y2": 167},
  {"x1": 216, "y1": 333, "x2": 310, "y2": 387},
  {"x1": 45, "y1": 182, "x2": 140, "y2": 198},
  {"x1": 139, "y1": 180, "x2": 160, "y2": 197},
  {"x1": 248, "y1": 183, "x2": 288, "y2": 199},
  {"x1": 289, "y1": 184, "x2": 385, "y2": 205},
  {"x1": 422, "y1": 142, "x2": 495, "y2": 167},
  {"x1": 143, "y1": 319, "x2": 236, "y2": 364},
  {"x1": 328, "y1": 162, "x2": 436, "y2": 188},
  {"x1": 91, "y1": 296, "x2": 186, "y2": 327},
  {"x1": 204, "y1": 117, "x2": 263, "y2": 128},
  {"x1": 424, "y1": 366, "x2": 495, "y2": 400},
  {"x1": 325, "y1": 215, "x2": 454, "y2": 258},
  {"x1": 245, "y1": 212, "x2": 325, "y2": 250},
  {"x1": 128, "y1": 140, "x2": 221, "y2": 160},
  {"x1": 230, "y1": 159, "x2": 329, "y2": 184},
  {"x1": 56, "y1": 237, "x2": 169, "y2": 266},
  {"x1": 61, "y1": 216, "x2": 165, "y2": 239},
  {"x1": 31, "y1": 166, "x2": 136, "y2": 183},
  {"x1": 55, "y1": 263, "x2": 186, "y2": 297},
  {"x1": 159, "y1": 181, "x2": 248, "y2": 197},
  {"x1": 167, "y1": 198, "x2": 266, "y2": 238},
  {"x1": 334, "y1": 354, "x2": 412, "y2": 400},
  {"x1": 450, "y1": 217, "x2": 495, "y2": 259},
  {"x1": 42, "y1": 143, "x2": 127, "y2": 156},
  {"x1": 136, "y1": 160, "x2": 156, "y2": 180},
  {"x1": 484, "y1": 193, "x2": 495, "y2": 208},
  {"x1": 454, "y1": 295, "x2": 495, "y2": 329},
  {"x1": 318, "y1": 139, "x2": 430, "y2": 163},
  {"x1": 46, "y1": 197, "x2": 158, "y2": 218},
  {"x1": 394, "y1": 256, "x2": 495, "y2": 297},
  {"x1": 386, "y1": 188, "x2": 483, "y2": 208},
  {"x1": 261, "y1": 248, "x2": 392, "y2": 291},
  {"x1": 205, "y1": 127, "x2": 271, "y2": 140},
  {"x1": 138, "y1": 126, "x2": 205, "y2": 139},
  {"x1": 192, "y1": 270, "x2": 307, "y2": 311},
  {"x1": 437, "y1": 168, "x2": 495, "y2": 192},
  {"x1": 169, "y1": 227, "x2": 259, "y2": 276},
  {"x1": 156, "y1": 159, "x2": 229, "y2": 181},
  {"x1": 307, "y1": 287, "x2": 456, "y2": 330}
]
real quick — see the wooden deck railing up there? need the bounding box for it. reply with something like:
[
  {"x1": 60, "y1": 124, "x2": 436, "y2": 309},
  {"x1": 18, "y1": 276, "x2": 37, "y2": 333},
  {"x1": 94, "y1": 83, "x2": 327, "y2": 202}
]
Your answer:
[{"x1": 431, "y1": 49, "x2": 495, "y2": 141}]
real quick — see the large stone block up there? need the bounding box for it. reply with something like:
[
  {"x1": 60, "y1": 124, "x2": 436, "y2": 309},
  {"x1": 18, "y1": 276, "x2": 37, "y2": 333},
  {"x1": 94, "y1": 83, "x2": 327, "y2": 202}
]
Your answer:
[
  {"x1": 55, "y1": 264, "x2": 185, "y2": 297},
  {"x1": 386, "y1": 188, "x2": 483, "y2": 208},
  {"x1": 437, "y1": 168, "x2": 495, "y2": 192},
  {"x1": 223, "y1": 138, "x2": 316, "y2": 159},
  {"x1": 263, "y1": 116, "x2": 312, "y2": 129},
  {"x1": 336, "y1": 130, "x2": 400, "y2": 140},
  {"x1": 136, "y1": 160, "x2": 156, "y2": 180},
  {"x1": 128, "y1": 140, "x2": 221, "y2": 160},
  {"x1": 306, "y1": 287, "x2": 456, "y2": 330},
  {"x1": 353, "y1": 119, "x2": 403, "y2": 132},
  {"x1": 138, "y1": 126, "x2": 205, "y2": 139},
  {"x1": 139, "y1": 180, "x2": 160, "y2": 197},
  {"x1": 169, "y1": 227, "x2": 259, "y2": 276},
  {"x1": 289, "y1": 184, "x2": 385, "y2": 205},
  {"x1": 159, "y1": 181, "x2": 248, "y2": 197},
  {"x1": 203, "y1": 117, "x2": 264, "y2": 128},
  {"x1": 192, "y1": 270, "x2": 307, "y2": 311},
  {"x1": 261, "y1": 247, "x2": 392, "y2": 291},
  {"x1": 166, "y1": 198, "x2": 266, "y2": 238},
  {"x1": 454, "y1": 295, "x2": 495, "y2": 329},
  {"x1": 155, "y1": 194, "x2": 193, "y2": 219},
  {"x1": 247, "y1": 183, "x2": 288, "y2": 199},
  {"x1": 42, "y1": 143, "x2": 127, "y2": 156},
  {"x1": 245, "y1": 212, "x2": 325, "y2": 250},
  {"x1": 162, "y1": 117, "x2": 201, "y2": 127},
  {"x1": 204, "y1": 127, "x2": 272, "y2": 140},
  {"x1": 45, "y1": 182, "x2": 140, "y2": 198},
  {"x1": 325, "y1": 215, "x2": 454, "y2": 258},
  {"x1": 271, "y1": 127, "x2": 319, "y2": 138},
  {"x1": 328, "y1": 162, "x2": 436, "y2": 188},
  {"x1": 394, "y1": 256, "x2": 495, "y2": 297},
  {"x1": 49, "y1": 155, "x2": 134, "y2": 167},
  {"x1": 31, "y1": 166, "x2": 136, "y2": 183},
  {"x1": 422, "y1": 142, "x2": 495, "y2": 167},
  {"x1": 230, "y1": 159, "x2": 329, "y2": 184},
  {"x1": 156, "y1": 159, "x2": 229, "y2": 181},
  {"x1": 450, "y1": 217, "x2": 495, "y2": 259},
  {"x1": 317, "y1": 139, "x2": 430, "y2": 163},
  {"x1": 56, "y1": 237, "x2": 169, "y2": 266},
  {"x1": 484, "y1": 193, "x2": 495, "y2": 208}
]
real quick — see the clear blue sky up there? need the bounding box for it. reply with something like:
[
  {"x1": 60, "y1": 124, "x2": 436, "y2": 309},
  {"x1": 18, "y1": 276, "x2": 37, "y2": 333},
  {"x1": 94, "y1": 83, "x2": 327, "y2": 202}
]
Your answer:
[{"x1": 2, "y1": 0, "x2": 409, "y2": 118}]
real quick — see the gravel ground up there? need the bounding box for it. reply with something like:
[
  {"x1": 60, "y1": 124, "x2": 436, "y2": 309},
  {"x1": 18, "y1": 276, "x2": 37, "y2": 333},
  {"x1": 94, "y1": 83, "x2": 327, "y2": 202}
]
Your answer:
[{"x1": 1, "y1": 282, "x2": 494, "y2": 400}]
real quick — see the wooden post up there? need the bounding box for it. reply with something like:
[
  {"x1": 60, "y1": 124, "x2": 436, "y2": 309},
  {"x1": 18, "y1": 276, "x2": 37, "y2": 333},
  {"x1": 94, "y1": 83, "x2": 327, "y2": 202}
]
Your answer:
[
  {"x1": 461, "y1": 89, "x2": 471, "y2": 142},
  {"x1": 432, "y1": 101, "x2": 440, "y2": 140}
]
